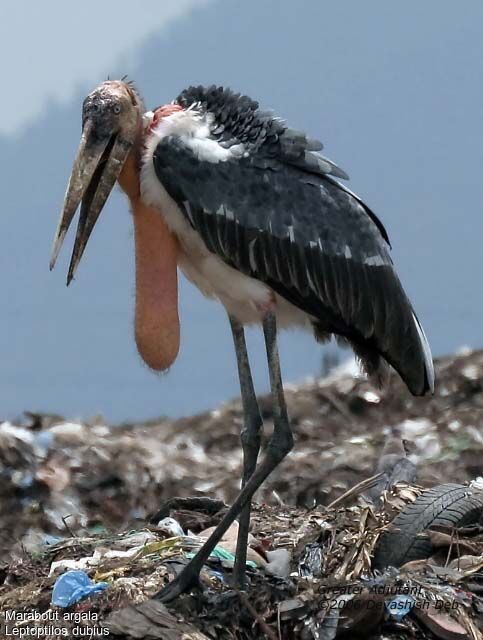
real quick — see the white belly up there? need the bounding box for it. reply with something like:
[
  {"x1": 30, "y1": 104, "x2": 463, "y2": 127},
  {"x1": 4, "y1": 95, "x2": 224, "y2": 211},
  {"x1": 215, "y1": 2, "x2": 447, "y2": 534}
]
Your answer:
[
  {"x1": 140, "y1": 158, "x2": 311, "y2": 329},
  {"x1": 177, "y1": 246, "x2": 310, "y2": 328}
]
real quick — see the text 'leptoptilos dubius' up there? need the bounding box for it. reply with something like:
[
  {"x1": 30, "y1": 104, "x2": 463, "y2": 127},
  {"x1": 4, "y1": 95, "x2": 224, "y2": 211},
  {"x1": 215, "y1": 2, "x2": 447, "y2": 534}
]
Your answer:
[{"x1": 50, "y1": 81, "x2": 435, "y2": 601}]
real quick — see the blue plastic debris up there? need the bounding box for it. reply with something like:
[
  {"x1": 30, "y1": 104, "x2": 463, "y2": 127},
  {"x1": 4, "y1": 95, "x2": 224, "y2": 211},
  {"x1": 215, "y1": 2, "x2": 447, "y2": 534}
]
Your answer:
[
  {"x1": 51, "y1": 570, "x2": 108, "y2": 608},
  {"x1": 385, "y1": 595, "x2": 415, "y2": 620},
  {"x1": 34, "y1": 430, "x2": 54, "y2": 452},
  {"x1": 43, "y1": 535, "x2": 64, "y2": 547},
  {"x1": 205, "y1": 568, "x2": 226, "y2": 583}
]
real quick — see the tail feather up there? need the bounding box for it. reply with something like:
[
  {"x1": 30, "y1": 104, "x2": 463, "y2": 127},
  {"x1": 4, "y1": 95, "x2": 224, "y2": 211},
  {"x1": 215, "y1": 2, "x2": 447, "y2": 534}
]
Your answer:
[
  {"x1": 412, "y1": 311, "x2": 435, "y2": 394},
  {"x1": 331, "y1": 309, "x2": 434, "y2": 397}
]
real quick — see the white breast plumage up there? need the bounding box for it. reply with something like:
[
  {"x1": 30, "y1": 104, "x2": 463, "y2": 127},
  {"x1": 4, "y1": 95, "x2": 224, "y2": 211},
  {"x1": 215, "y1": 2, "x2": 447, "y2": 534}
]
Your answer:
[{"x1": 140, "y1": 109, "x2": 310, "y2": 328}]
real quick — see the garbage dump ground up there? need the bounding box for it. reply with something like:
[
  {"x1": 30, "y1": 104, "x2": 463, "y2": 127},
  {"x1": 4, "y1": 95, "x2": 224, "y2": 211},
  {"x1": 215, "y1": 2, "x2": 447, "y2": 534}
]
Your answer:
[{"x1": 0, "y1": 349, "x2": 482, "y2": 639}]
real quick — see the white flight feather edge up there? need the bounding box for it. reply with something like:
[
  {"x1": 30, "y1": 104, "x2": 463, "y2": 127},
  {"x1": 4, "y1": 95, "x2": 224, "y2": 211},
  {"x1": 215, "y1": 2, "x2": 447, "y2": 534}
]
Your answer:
[{"x1": 412, "y1": 312, "x2": 435, "y2": 393}]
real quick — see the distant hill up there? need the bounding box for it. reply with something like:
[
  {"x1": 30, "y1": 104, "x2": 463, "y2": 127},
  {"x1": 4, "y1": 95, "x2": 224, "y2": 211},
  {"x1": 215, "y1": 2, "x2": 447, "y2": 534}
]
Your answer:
[{"x1": 1, "y1": 0, "x2": 483, "y2": 421}]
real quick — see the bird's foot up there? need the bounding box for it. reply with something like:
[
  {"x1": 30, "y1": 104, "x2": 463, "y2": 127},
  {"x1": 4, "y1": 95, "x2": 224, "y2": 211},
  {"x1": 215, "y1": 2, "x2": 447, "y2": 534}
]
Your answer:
[
  {"x1": 231, "y1": 565, "x2": 248, "y2": 590},
  {"x1": 154, "y1": 568, "x2": 202, "y2": 603}
]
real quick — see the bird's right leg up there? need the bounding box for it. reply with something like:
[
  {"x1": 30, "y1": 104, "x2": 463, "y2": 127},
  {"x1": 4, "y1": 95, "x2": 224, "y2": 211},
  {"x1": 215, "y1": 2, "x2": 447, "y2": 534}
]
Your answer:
[
  {"x1": 228, "y1": 315, "x2": 263, "y2": 588},
  {"x1": 154, "y1": 312, "x2": 293, "y2": 603}
]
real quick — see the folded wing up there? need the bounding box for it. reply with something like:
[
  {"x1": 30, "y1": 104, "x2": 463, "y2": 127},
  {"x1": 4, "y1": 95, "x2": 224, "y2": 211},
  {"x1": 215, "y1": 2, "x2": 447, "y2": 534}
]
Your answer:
[{"x1": 151, "y1": 86, "x2": 434, "y2": 395}]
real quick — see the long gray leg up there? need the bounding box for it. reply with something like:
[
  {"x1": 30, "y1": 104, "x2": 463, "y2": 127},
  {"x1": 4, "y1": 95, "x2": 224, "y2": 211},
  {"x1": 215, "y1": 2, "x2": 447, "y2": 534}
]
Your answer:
[
  {"x1": 155, "y1": 312, "x2": 293, "y2": 602},
  {"x1": 229, "y1": 315, "x2": 263, "y2": 588},
  {"x1": 262, "y1": 312, "x2": 293, "y2": 464}
]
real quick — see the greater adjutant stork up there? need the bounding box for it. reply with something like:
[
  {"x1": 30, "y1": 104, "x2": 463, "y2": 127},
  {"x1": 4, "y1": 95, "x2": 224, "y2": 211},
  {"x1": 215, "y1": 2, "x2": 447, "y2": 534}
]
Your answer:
[{"x1": 50, "y1": 80, "x2": 434, "y2": 600}]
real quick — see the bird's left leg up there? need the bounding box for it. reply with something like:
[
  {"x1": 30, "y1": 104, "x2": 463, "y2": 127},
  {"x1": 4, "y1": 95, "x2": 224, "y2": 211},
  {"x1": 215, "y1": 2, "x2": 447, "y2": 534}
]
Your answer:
[
  {"x1": 154, "y1": 312, "x2": 293, "y2": 603},
  {"x1": 228, "y1": 315, "x2": 263, "y2": 588}
]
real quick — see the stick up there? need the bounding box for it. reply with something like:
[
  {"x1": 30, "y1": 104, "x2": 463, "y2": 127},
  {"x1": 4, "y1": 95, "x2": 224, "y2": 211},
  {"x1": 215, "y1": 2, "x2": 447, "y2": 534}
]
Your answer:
[{"x1": 327, "y1": 472, "x2": 385, "y2": 509}]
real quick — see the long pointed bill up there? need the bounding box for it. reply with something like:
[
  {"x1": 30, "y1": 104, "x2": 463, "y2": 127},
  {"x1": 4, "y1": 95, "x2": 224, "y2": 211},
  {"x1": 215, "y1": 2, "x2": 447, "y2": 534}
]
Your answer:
[
  {"x1": 66, "y1": 134, "x2": 132, "y2": 284},
  {"x1": 50, "y1": 124, "x2": 132, "y2": 284},
  {"x1": 50, "y1": 122, "x2": 108, "y2": 270}
]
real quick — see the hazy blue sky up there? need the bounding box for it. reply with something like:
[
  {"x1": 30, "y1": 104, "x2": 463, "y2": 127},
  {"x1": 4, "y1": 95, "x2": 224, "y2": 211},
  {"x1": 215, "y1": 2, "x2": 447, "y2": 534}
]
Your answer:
[
  {"x1": 0, "y1": 0, "x2": 210, "y2": 134},
  {"x1": 1, "y1": 1, "x2": 483, "y2": 422}
]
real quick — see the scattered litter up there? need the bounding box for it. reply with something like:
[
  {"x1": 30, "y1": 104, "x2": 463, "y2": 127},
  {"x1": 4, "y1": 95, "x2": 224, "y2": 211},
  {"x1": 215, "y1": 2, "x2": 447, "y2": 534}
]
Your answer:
[
  {"x1": 115, "y1": 531, "x2": 157, "y2": 548},
  {"x1": 51, "y1": 570, "x2": 108, "y2": 607},
  {"x1": 461, "y1": 364, "x2": 479, "y2": 380},
  {"x1": 0, "y1": 483, "x2": 481, "y2": 638},
  {"x1": 265, "y1": 548, "x2": 291, "y2": 577},
  {"x1": 385, "y1": 594, "x2": 415, "y2": 620},
  {"x1": 43, "y1": 534, "x2": 64, "y2": 546},
  {"x1": 0, "y1": 350, "x2": 483, "y2": 638},
  {"x1": 213, "y1": 539, "x2": 267, "y2": 568},
  {"x1": 199, "y1": 520, "x2": 241, "y2": 542},
  {"x1": 413, "y1": 604, "x2": 471, "y2": 640},
  {"x1": 278, "y1": 598, "x2": 306, "y2": 621},
  {"x1": 50, "y1": 558, "x2": 89, "y2": 576},
  {"x1": 49, "y1": 422, "x2": 87, "y2": 444},
  {"x1": 186, "y1": 544, "x2": 257, "y2": 568},
  {"x1": 1, "y1": 351, "x2": 483, "y2": 565},
  {"x1": 448, "y1": 420, "x2": 461, "y2": 432},
  {"x1": 470, "y1": 476, "x2": 483, "y2": 490},
  {"x1": 156, "y1": 517, "x2": 185, "y2": 537},
  {"x1": 398, "y1": 418, "x2": 435, "y2": 438},
  {"x1": 362, "y1": 390, "x2": 381, "y2": 404},
  {"x1": 298, "y1": 543, "x2": 323, "y2": 578}
]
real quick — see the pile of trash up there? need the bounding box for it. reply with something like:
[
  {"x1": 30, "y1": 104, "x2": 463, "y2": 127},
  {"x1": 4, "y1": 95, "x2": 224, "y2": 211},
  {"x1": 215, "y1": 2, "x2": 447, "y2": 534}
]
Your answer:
[
  {"x1": 1, "y1": 348, "x2": 482, "y2": 561},
  {"x1": 0, "y1": 349, "x2": 483, "y2": 638},
  {"x1": 1, "y1": 483, "x2": 482, "y2": 639}
]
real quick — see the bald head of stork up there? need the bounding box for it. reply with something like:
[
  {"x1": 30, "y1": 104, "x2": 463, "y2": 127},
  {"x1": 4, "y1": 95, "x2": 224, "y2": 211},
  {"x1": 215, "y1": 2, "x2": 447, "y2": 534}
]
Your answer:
[{"x1": 50, "y1": 80, "x2": 181, "y2": 372}]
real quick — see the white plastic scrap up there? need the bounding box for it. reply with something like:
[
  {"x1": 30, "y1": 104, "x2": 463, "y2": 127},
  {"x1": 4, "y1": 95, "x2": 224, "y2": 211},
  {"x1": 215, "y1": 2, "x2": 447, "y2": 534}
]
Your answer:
[
  {"x1": 116, "y1": 531, "x2": 157, "y2": 548},
  {"x1": 397, "y1": 418, "x2": 435, "y2": 438},
  {"x1": 0, "y1": 421, "x2": 35, "y2": 446},
  {"x1": 348, "y1": 436, "x2": 369, "y2": 445},
  {"x1": 456, "y1": 345, "x2": 473, "y2": 356},
  {"x1": 48, "y1": 543, "x2": 150, "y2": 576},
  {"x1": 448, "y1": 420, "x2": 462, "y2": 432},
  {"x1": 49, "y1": 556, "x2": 97, "y2": 576},
  {"x1": 362, "y1": 391, "x2": 381, "y2": 404},
  {"x1": 470, "y1": 477, "x2": 483, "y2": 491},
  {"x1": 265, "y1": 548, "x2": 291, "y2": 578},
  {"x1": 462, "y1": 365, "x2": 479, "y2": 380},
  {"x1": 156, "y1": 517, "x2": 185, "y2": 537},
  {"x1": 318, "y1": 356, "x2": 362, "y2": 388},
  {"x1": 466, "y1": 426, "x2": 483, "y2": 445},
  {"x1": 103, "y1": 547, "x2": 144, "y2": 560},
  {"x1": 412, "y1": 434, "x2": 441, "y2": 461},
  {"x1": 49, "y1": 422, "x2": 86, "y2": 445}
]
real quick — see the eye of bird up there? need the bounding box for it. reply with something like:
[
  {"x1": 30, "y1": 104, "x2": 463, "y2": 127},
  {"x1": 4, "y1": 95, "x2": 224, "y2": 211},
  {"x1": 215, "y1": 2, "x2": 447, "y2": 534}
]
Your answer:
[{"x1": 113, "y1": 104, "x2": 121, "y2": 114}]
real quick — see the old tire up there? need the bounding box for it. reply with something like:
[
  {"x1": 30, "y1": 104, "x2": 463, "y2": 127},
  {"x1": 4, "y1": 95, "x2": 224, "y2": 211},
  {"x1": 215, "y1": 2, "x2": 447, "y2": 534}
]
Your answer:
[{"x1": 372, "y1": 483, "x2": 483, "y2": 571}]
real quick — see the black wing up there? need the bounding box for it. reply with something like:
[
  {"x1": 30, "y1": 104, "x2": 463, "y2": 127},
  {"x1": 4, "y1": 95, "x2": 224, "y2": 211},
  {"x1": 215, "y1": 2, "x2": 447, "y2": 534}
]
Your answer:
[{"x1": 153, "y1": 86, "x2": 433, "y2": 395}]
